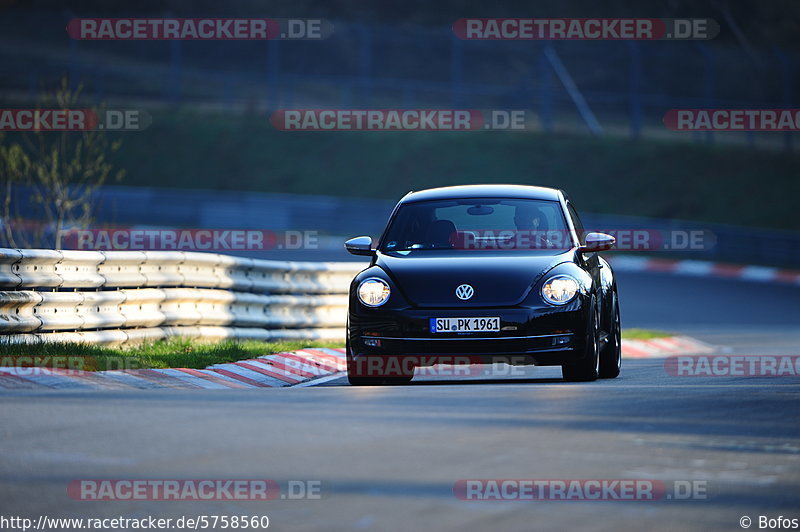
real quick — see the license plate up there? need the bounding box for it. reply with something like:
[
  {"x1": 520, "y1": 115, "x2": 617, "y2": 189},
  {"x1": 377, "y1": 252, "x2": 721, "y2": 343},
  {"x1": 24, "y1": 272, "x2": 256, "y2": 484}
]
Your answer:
[{"x1": 430, "y1": 317, "x2": 501, "y2": 333}]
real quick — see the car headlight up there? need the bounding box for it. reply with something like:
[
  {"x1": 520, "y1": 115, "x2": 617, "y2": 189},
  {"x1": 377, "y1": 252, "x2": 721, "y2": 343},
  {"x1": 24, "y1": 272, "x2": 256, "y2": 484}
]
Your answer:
[
  {"x1": 357, "y1": 277, "x2": 391, "y2": 307},
  {"x1": 541, "y1": 275, "x2": 579, "y2": 305}
]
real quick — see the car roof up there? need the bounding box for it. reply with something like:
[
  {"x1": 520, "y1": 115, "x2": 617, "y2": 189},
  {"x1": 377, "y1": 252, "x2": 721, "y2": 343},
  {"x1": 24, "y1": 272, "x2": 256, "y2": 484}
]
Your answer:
[{"x1": 399, "y1": 184, "x2": 563, "y2": 204}]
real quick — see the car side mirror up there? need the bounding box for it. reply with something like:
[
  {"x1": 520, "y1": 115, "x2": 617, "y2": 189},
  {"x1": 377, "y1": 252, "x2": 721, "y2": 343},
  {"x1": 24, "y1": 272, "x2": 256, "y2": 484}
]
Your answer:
[
  {"x1": 579, "y1": 232, "x2": 615, "y2": 253},
  {"x1": 345, "y1": 236, "x2": 375, "y2": 256}
]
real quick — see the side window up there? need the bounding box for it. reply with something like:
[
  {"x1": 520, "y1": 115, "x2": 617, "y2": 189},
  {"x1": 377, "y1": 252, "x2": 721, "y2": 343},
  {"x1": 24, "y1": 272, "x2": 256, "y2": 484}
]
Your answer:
[{"x1": 567, "y1": 203, "x2": 585, "y2": 243}]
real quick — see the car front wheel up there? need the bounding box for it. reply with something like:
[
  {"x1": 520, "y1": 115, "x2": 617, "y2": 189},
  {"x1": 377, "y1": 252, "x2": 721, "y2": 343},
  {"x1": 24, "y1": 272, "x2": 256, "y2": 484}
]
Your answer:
[
  {"x1": 599, "y1": 291, "x2": 621, "y2": 379},
  {"x1": 561, "y1": 295, "x2": 600, "y2": 382},
  {"x1": 346, "y1": 338, "x2": 382, "y2": 386},
  {"x1": 346, "y1": 340, "x2": 414, "y2": 386}
]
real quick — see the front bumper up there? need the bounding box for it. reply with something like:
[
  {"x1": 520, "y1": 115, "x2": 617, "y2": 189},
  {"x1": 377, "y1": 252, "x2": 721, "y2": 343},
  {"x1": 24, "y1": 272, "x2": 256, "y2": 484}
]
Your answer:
[{"x1": 348, "y1": 302, "x2": 590, "y2": 366}]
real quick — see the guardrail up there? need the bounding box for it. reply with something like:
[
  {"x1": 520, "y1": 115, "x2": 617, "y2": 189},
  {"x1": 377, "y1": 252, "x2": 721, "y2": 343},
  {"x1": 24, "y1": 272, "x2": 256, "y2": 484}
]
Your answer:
[{"x1": 0, "y1": 248, "x2": 363, "y2": 345}]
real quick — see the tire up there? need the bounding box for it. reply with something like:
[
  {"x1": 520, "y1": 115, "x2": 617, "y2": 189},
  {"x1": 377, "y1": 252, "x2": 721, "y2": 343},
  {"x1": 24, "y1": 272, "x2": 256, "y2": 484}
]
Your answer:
[
  {"x1": 345, "y1": 339, "x2": 414, "y2": 386},
  {"x1": 347, "y1": 373, "x2": 384, "y2": 386},
  {"x1": 383, "y1": 374, "x2": 414, "y2": 385},
  {"x1": 346, "y1": 338, "x2": 382, "y2": 386},
  {"x1": 561, "y1": 295, "x2": 600, "y2": 382},
  {"x1": 373, "y1": 357, "x2": 415, "y2": 385},
  {"x1": 599, "y1": 291, "x2": 621, "y2": 379}
]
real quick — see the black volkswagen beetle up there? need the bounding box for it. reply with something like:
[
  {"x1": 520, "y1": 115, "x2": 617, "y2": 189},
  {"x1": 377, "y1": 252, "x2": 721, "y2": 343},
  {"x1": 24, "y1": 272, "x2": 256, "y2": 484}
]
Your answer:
[{"x1": 344, "y1": 184, "x2": 621, "y2": 385}]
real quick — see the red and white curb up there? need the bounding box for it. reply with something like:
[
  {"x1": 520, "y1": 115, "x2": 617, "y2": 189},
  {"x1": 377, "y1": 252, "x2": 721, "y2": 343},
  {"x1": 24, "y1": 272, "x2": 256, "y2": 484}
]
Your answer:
[
  {"x1": 622, "y1": 336, "x2": 716, "y2": 359},
  {"x1": 0, "y1": 339, "x2": 719, "y2": 389},
  {"x1": 0, "y1": 348, "x2": 347, "y2": 390},
  {"x1": 609, "y1": 257, "x2": 800, "y2": 286}
]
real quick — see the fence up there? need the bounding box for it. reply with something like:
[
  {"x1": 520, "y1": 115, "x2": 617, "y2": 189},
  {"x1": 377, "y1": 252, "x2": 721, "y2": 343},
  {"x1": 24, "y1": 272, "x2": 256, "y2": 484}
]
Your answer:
[
  {"x1": 1, "y1": 14, "x2": 797, "y2": 146},
  {"x1": 5, "y1": 185, "x2": 800, "y2": 268},
  {"x1": 0, "y1": 248, "x2": 363, "y2": 345}
]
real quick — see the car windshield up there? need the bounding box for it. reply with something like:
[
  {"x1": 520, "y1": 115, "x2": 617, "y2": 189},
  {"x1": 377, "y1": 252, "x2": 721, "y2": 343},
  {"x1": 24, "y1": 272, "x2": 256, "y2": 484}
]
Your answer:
[{"x1": 379, "y1": 198, "x2": 573, "y2": 252}]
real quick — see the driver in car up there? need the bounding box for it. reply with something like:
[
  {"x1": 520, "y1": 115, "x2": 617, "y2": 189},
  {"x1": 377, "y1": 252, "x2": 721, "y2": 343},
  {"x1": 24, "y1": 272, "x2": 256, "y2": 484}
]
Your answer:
[{"x1": 514, "y1": 204, "x2": 552, "y2": 249}]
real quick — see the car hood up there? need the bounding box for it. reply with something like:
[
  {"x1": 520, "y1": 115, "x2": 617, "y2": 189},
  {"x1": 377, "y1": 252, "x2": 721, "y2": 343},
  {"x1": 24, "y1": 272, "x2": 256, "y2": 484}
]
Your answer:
[{"x1": 376, "y1": 251, "x2": 573, "y2": 307}]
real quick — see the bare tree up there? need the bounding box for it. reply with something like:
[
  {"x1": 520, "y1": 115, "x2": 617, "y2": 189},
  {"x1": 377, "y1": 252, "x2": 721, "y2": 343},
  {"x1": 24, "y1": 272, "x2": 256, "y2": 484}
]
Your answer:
[
  {"x1": 0, "y1": 134, "x2": 33, "y2": 248},
  {"x1": 0, "y1": 78, "x2": 125, "y2": 249}
]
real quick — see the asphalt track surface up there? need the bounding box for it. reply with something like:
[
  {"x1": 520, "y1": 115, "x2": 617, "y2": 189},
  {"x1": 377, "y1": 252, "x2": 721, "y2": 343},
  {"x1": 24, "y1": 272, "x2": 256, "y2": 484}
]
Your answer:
[{"x1": 1, "y1": 269, "x2": 799, "y2": 531}]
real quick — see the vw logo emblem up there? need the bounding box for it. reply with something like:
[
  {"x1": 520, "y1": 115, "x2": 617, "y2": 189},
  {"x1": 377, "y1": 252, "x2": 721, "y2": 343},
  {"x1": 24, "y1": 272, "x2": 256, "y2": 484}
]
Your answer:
[{"x1": 455, "y1": 284, "x2": 474, "y2": 300}]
